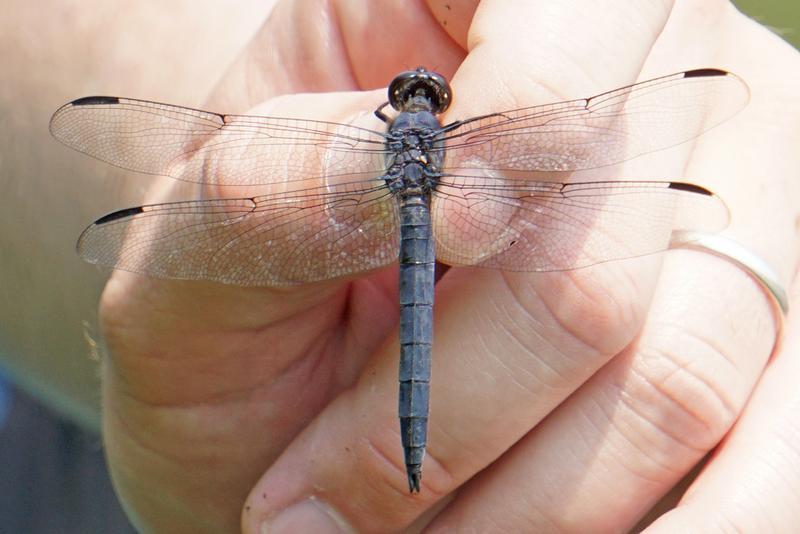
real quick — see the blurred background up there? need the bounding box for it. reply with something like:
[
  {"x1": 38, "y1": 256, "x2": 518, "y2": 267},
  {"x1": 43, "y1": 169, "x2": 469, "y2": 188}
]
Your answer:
[
  {"x1": 0, "y1": 1, "x2": 797, "y2": 533},
  {"x1": 737, "y1": 0, "x2": 800, "y2": 47}
]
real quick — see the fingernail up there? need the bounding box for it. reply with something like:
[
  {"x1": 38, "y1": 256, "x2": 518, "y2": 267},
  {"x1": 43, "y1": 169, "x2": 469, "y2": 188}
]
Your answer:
[{"x1": 262, "y1": 497, "x2": 349, "y2": 534}]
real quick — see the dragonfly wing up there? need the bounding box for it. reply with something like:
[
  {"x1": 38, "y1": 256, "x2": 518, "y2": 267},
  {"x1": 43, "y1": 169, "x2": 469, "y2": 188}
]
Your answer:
[
  {"x1": 439, "y1": 69, "x2": 749, "y2": 173},
  {"x1": 78, "y1": 180, "x2": 399, "y2": 286},
  {"x1": 432, "y1": 176, "x2": 729, "y2": 271},
  {"x1": 50, "y1": 96, "x2": 389, "y2": 186}
]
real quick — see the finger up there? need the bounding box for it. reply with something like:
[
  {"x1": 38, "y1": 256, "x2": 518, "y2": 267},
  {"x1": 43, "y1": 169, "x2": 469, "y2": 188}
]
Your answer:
[
  {"x1": 98, "y1": 1, "x2": 465, "y2": 531},
  {"x1": 241, "y1": 1, "x2": 702, "y2": 531},
  {"x1": 206, "y1": 0, "x2": 471, "y2": 111},
  {"x1": 644, "y1": 0, "x2": 800, "y2": 278},
  {"x1": 448, "y1": 0, "x2": 675, "y2": 119},
  {"x1": 99, "y1": 0, "x2": 465, "y2": 412},
  {"x1": 99, "y1": 92, "x2": 394, "y2": 534},
  {"x1": 640, "y1": 10, "x2": 800, "y2": 531},
  {"x1": 100, "y1": 0, "x2": 480, "y2": 404},
  {"x1": 426, "y1": 248, "x2": 781, "y2": 533},
  {"x1": 425, "y1": 8, "x2": 800, "y2": 529},
  {"x1": 642, "y1": 287, "x2": 799, "y2": 532}
]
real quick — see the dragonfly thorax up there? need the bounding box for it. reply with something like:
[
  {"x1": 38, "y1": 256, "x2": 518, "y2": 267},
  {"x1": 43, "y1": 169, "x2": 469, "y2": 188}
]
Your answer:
[
  {"x1": 386, "y1": 108, "x2": 443, "y2": 162},
  {"x1": 384, "y1": 109, "x2": 444, "y2": 197},
  {"x1": 387, "y1": 162, "x2": 434, "y2": 197}
]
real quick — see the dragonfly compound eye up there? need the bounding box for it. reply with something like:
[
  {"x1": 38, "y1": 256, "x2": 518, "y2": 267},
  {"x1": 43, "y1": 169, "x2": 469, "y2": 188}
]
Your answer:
[{"x1": 388, "y1": 67, "x2": 452, "y2": 114}]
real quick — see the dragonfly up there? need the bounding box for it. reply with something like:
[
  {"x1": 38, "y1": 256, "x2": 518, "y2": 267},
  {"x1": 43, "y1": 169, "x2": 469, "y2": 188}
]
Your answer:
[{"x1": 50, "y1": 66, "x2": 749, "y2": 492}]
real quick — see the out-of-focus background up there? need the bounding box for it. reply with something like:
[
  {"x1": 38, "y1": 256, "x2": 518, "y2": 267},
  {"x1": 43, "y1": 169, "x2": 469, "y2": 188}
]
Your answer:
[
  {"x1": 0, "y1": 1, "x2": 797, "y2": 533},
  {"x1": 737, "y1": 0, "x2": 800, "y2": 47}
]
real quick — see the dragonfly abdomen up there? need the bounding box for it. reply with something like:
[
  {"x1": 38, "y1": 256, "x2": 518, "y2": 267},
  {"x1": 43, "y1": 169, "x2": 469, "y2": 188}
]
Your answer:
[{"x1": 397, "y1": 193, "x2": 435, "y2": 493}]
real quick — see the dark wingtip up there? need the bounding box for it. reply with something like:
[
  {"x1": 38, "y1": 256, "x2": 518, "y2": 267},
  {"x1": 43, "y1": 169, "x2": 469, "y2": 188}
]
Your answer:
[
  {"x1": 71, "y1": 95, "x2": 121, "y2": 106},
  {"x1": 668, "y1": 182, "x2": 715, "y2": 196},
  {"x1": 407, "y1": 465, "x2": 422, "y2": 493},
  {"x1": 94, "y1": 206, "x2": 144, "y2": 224},
  {"x1": 683, "y1": 68, "x2": 728, "y2": 79}
]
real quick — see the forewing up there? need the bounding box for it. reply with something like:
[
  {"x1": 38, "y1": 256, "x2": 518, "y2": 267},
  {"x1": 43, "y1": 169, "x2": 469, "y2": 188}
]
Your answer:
[
  {"x1": 439, "y1": 69, "x2": 749, "y2": 173},
  {"x1": 50, "y1": 96, "x2": 389, "y2": 186},
  {"x1": 78, "y1": 181, "x2": 399, "y2": 286},
  {"x1": 432, "y1": 176, "x2": 729, "y2": 271}
]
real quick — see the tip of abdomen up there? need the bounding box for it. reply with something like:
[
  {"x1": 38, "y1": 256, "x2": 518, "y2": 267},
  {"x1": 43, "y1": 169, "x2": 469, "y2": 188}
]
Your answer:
[{"x1": 407, "y1": 464, "x2": 422, "y2": 493}]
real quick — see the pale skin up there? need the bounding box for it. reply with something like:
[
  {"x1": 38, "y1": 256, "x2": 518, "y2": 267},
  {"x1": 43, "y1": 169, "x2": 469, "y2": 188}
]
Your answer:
[{"x1": 4, "y1": 0, "x2": 800, "y2": 533}]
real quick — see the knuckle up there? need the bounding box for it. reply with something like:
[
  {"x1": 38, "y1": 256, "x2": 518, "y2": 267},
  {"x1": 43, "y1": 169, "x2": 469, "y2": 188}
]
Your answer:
[
  {"x1": 355, "y1": 427, "x2": 454, "y2": 503},
  {"x1": 620, "y1": 328, "x2": 743, "y2": 454}
]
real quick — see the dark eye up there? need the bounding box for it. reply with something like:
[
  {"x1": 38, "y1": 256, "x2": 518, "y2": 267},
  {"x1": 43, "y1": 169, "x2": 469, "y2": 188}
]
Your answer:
[{"x1": 387, "y1": 67, "x2": 452, "y2": 113}]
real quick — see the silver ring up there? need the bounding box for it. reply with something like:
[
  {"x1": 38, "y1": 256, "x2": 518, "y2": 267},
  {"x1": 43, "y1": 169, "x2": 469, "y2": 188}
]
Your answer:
[{"x1": 670, "y1": 231, "x2": 789, "y2": 329}]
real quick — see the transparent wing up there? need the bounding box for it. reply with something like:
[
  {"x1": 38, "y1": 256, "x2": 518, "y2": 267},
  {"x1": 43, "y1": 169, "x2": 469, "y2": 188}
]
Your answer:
[
  {"x1": 60, "y1": 69, "x2": 744, "y2": 284},
  {"x1": 77, "y1": 180, "x2": 399, "y2": 286},
  {"x1": 50, "y1": 96, "x2": 389, "y2": 186},
  {"x1": 432, "y1": 176, "x2": 729, "y2": 271},
  {"x1": 438, "y1": 69, "x2": 749, "y2": 173}
]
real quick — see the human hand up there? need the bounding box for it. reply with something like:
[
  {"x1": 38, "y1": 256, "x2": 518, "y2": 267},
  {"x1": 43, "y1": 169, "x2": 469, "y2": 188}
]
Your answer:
[{"x1": 92, "y1": 1, "x2": 800, "y2": 532}]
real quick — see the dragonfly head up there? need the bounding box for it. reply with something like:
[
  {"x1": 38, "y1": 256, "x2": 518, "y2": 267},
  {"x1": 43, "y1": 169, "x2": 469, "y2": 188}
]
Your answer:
[{"x1": 388, "y1": 67, "x2": 452, "y2": 115}]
